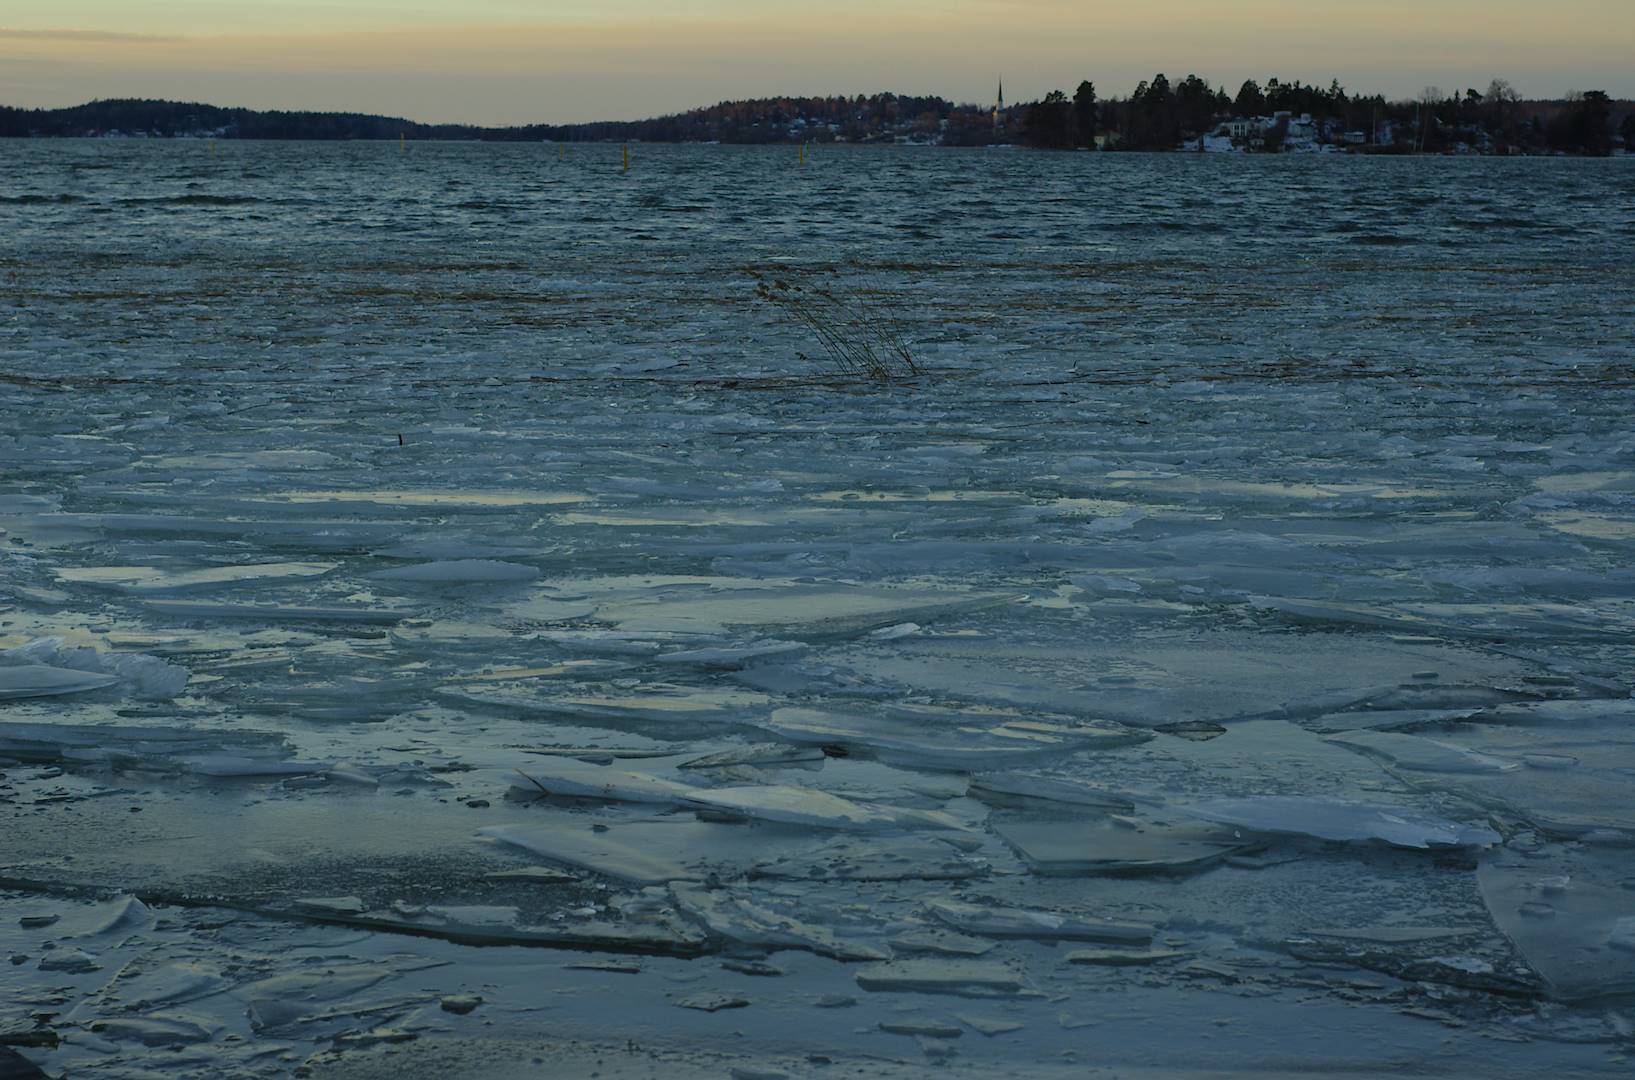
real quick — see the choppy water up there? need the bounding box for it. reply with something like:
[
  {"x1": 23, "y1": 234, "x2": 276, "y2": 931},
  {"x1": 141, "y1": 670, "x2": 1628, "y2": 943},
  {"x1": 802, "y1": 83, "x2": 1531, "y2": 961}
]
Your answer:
[{"x1": 3, "y1": 142, "x2": 1635, "y2": 1078}]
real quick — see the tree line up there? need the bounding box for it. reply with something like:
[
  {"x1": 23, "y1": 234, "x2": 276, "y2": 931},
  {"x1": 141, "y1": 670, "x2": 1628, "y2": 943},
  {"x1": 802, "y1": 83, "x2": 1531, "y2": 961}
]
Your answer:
[
  {"x1": 1021, "y1": 76, "x2": 1631, "y2": 155},
  {"x1": 2, "y1": 85, "x2": 1628, "y2": 154}
]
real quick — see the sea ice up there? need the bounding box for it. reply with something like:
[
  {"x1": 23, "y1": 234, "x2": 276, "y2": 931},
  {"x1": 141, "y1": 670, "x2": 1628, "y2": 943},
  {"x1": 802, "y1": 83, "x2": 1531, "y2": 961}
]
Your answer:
[
  {"x1": 993, "y1": 816, "x2": 1253, "y2": 874},
  {"x1": 669, "y1": 883, "x2": 888, "y2": 960},
  {"x1": 0, "y1": 662, "x2": 118, "y2": 700},
  {"x1": 369, "y1": 559, "x2": 541, "y2": 584},
  {"x1": 479, "y1": 823, "x2": 697, "y2": 885},
  {"x1": 925, "y1": 899, "x2": 1153, "y2": 943},
  {"x1": 1182, "y1": 796, "x2": 1500, "y2": 849},
  {"x1": 757, "y1": 705, "x2": 1139, "y2": 771}
]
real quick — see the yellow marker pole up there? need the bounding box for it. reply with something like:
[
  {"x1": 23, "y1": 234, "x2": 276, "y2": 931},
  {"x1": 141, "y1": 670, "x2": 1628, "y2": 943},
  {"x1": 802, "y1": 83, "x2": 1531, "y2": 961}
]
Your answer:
[
  {"x1": 622, "y1": 143, "x2": 629, "y2": 172},
  {"x1": 558, "y1": 144, "x2": 565, "y2": 161},
  {"x1": 798, "y1": 141, "x2": 805, "y2": 165},
  {"x1": 399, "y1": 132, "x2": 406, "y2": 153}
]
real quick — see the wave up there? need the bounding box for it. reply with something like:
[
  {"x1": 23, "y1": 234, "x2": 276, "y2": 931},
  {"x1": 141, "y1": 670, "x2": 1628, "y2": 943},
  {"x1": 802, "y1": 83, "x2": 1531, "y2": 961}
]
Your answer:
[
  {"x1": 115, "y1": 194, "x2": 261, "y2": 206},
  {"x1": 0, "y1": 194, "x2": 83, "y2": 204}
]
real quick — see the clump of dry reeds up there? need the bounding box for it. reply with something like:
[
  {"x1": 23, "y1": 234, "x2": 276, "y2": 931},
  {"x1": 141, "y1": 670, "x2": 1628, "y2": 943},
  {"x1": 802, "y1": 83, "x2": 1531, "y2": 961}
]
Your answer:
[{"x1": 750, "y1": 270, "x2": 922, "y2": 382}]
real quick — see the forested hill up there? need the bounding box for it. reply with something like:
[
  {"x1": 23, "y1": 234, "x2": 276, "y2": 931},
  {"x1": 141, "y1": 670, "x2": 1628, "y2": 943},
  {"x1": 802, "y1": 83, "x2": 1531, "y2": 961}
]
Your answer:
[
  {"x1": 0, "y1": 94, "x2": 979, "y2": 144},
  {"x1": 4, "y1": 87, "x2": 1629, "y2": 154}
]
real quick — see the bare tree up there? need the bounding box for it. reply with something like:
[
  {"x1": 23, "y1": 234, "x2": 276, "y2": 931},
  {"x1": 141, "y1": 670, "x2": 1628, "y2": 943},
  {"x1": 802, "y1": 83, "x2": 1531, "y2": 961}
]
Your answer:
[{"x1": 1416, "y1": 86, "x2": 1444, "y2": 151}]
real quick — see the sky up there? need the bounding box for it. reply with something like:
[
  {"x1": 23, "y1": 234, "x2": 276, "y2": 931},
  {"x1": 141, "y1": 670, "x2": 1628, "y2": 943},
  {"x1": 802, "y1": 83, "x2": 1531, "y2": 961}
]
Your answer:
[{"x1": 2, "y1": 1, "x2": 1631, "y2": 125}]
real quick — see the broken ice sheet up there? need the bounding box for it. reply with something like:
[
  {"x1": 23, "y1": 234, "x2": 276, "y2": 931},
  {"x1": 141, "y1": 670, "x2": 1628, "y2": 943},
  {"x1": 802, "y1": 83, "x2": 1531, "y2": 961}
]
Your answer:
[
  {"x1": 854, "y1": 961, "x2": 1026, "y2": 998},
  {"x1": 751, "y1": 835, "x2": 988, "y2": 881},
  {"x1": 439, "y1": 684, "x2": 770, "y2": 731},
  {"x1": 479, "y1": 822, "x2": 696, "y2": 885},
  {"x1": 54, "y1": 560, "x2": 335, "y2": 594},
  {"x1": 368, "y1": 559, "x2": 541, "y2": 584},
  {"x1": 241, "y1": 958, "x2": 432, "y2": 1031},
  {"x1": 0, "y1": 638, "x2": 188, "y2": 699},
  {"x1": 1479, "y1": 846, "x2": 1635, "y2": 1001},
  {"x1": 0, "y1": 662, "x2": 118, "y2": 700},
  {"x1": 1182, "y1": 796, "x2": 1499, "y2": 850},
  {"x1": 575, "y1": 577, "x2": 1022, "y2": 640},
  {"x1": 1364, "y1": 701, "x2": 1635, "y2": 834},
  {"x1": 1325, "y1": 730, "x2": 1521, "y2": 774},
  {"x1": 683, "y1": 783, "x2": 961, "y2": 832},
  {"x1": 654, "y1": 639, "x2": 807, "y2": 669},
  {"x1": 0, "y1": 721, "x2": 289, "y2": 770},
  {"x1": 967, "y1": 771, "x2": 1136, "y2": 812},
  {"x1": 142, "y1": 599, "x2": 413, "y2": 624},
  {"x1": 506, "y1": 760, "x2": 698, "y2": 805},
  {"x1": 669, "y1": 883, "x2": 888, "y2": 960},
  {"x1": 756, "y1": 705, "x2": 1142, "y2": 771},
  {"x1": 993, "y1": 815, "x2": 1255, "y2": 875},
  {"x1": 926, "y1": 899, "x2": 1153, "y2": 943}
]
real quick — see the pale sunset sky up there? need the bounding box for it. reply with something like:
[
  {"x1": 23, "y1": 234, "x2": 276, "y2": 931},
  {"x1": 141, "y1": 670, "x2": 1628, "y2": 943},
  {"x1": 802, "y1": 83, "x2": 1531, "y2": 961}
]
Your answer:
[{"x1": 2, "y1": 1, "x2": 1629, "y2": 124}]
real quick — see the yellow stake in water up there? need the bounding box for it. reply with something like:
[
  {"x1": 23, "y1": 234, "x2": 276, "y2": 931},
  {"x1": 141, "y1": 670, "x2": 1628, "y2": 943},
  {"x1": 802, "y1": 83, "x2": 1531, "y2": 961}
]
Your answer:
[
  {"x1": 798, "y1": 141, "x2": 805, "y2": 165},
  {"x1": 558, "y1": 144, "x2": 565, "y2": 161},
  {"x1": 399, "y1": 132, "x2": 406, "y2": 153},
  {"x1": 622, "y1": 143, "x2": 629, "y2": 172}
]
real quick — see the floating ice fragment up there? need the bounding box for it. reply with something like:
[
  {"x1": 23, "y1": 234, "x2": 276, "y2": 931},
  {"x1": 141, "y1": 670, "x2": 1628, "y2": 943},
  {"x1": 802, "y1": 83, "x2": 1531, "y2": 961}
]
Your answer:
[
  {"x1": 758, "y1": 706, "x2": 1140, "y2": 771},
  {"x1": 55, "y1": 561, "x2": 334, "y2": 594},
  {"x1": 1304, "y1": 708, "x2": 1481, "y2": 734},
  {"x1": 38, "y1": 948, "x2": 101, "y2": 973},
  {"x1": 292, "y1": 896, "x2": 368, "y2": 916},
  {"x1": 1304, "y1": 926, "x2": 1476, "y2": 944},
  {"x1": 1478, "y1": 852, "x2": 1635, "y2": 1000},
  {"x1": 373, "y1": 539, "x2": 540, "y2": 559},
  {"x1": 183, "y1": 754, "x2": 329, "y2": 778},
  {"x1": 674, "y1": 993, "x2": 749, "y2": 1012},
  {"x1": 105, "y1": 961, "x2": 226, "y2": 1008},
  {"x1": 369, "y1": 559, "x2": 541, "y2": 584},
  {"x1": 1326, "y1": 730, "x2": 1521, "y2": 773},
  {"x1": 670, "y1": 883, "x2": 888, "y2": 961},
  {"x1": 957, "y1": 1014, "x2": 1024, "y2": 1036},
  {"x1": 752, "y1": 836, "x2": 987, "y2": 881},
  {"x1": 1067, "y1": 574, "x2": 1143, "y2": 598},
  {"x1": 654, "y1": 640, "x2": 806, "y2": 669},
  {"x1": 56, "y1": 895, "x2": 152, "y2": 940},
  {"x1": 682, "y1": 784, "x2": 910, "y2": 831},
  {"x1": 994, "y1": 817, "x2": 1252, "y2": 874},
  {"x1": 530, "y1": 630, "x2": 684, "y2": 656},
  {"x1": 854, "y1": 961, "x2": 1024, "y2": 997},
  {"x1": 968, "y1": 772, "x2": 1136, "y2": 811},
  {"x1": 144, "y1": 599, "x2": 410, "y2": 624},
  {"x1": 0, "y1": 663, "x2": 118, "y2": 700},
  {"x1": 507, "y1": 761, "x2": 696, "y2": 805},
  {"x1": 678, "y1": 743, "x2": 826, "y2": 769},
  {"x1": 1182, "y1": 796, "x2": 1499, "y2": 849},
  {"x1": 0, "y1": 638, "x2": 189, "y2": 699},
  {"x1": 1064, "y1": 948, "x2": 1187, "y2": 966},
  {"x1": 89, "y1": 1015, "x2": 212, "y2": 1046},
  {"x1": 244, "y1": 964, "x2": 397, "y2": 1031},
  {"x1": 479, "y1": 823, "x2": 696, "y2": 885},
  {"x1": 879, "y1": 1018, "x2": 963, "y2": 1037},
  {"x1": 868, "y1": 622, "x2": 922, "y2": 640},
  {"x1": 890, "y1": 930, "x2": 997, "y2": 957},
  {"x1": 445, "y1": 685, "x2": 769, "y2": 729},
  {"x1": 0, "y1": 721, "x2": 288, "y2": 768},
  {"x1": 925, "y1": 900, "x2": 1153, "y2": 944}
]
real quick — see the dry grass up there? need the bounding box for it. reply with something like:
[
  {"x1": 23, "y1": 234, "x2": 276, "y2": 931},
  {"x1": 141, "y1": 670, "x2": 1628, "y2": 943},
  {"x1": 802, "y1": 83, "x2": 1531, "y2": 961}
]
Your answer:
[{"x1": 750, "y1": 270, "x2": 923, "y2": 382}]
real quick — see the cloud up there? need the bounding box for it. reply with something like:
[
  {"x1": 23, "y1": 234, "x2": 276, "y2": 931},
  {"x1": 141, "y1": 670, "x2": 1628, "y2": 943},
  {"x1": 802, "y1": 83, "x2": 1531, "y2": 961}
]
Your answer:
[{"x1": 0, "y1": 28, "x2": 180, "y2": 43}]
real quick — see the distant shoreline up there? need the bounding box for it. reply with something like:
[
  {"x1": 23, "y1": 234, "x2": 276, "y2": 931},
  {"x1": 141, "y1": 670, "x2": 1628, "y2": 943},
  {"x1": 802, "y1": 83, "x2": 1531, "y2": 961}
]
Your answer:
[{"x1": 5, "y1": 91, "x2": 1632, "y2": 156}]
